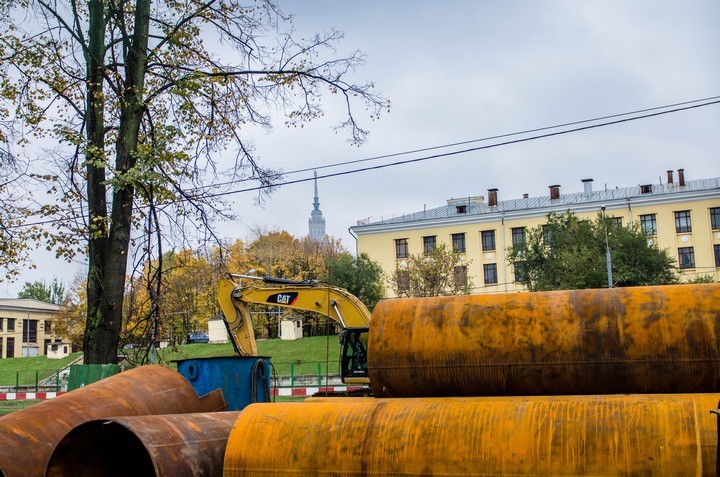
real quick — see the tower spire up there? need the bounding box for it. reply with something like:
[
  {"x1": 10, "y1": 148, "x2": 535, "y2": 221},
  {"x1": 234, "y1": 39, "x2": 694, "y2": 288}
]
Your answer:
[{"x1": 308, "y1": 170, "x2": 326, "y2": 241}]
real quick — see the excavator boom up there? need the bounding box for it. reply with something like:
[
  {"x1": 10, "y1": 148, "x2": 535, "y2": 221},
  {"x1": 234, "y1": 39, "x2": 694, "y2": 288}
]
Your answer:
[{"x1": 218, "y1": 275, "x2": 371, "y2": 384}]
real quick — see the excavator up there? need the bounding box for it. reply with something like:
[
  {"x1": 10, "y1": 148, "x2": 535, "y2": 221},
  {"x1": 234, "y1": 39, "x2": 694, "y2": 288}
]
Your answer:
[{"x1": 217, "y1": 274, "x2": 371, "y2": 385}]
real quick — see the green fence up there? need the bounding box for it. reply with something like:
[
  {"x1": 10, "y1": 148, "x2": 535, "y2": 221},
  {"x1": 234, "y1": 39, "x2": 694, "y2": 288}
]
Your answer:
[{"x1": 0, "y1": 369, "x2": 62, "y2": 392}]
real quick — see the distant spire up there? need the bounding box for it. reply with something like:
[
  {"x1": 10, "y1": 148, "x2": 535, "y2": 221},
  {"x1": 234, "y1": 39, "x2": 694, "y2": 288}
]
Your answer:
[{"x1": 308, "y1": 170, "x2": 326, "y2": 241}]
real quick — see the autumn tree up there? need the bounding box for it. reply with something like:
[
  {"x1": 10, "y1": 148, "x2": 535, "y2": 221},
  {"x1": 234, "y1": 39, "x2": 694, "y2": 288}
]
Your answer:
[
  {"x1": 390, "y1": 243, "x2": 473, "y2": 298},
  {"x1": 325, "y1": 252, "x2": 385, "y2": 310},
  {"x1": 0, "y1": 1, "x2": 386, "y2": 363},
  {"x1": 53, "y1": 275, "x2": 87, "y2": 351},
  {"x1": 507, "y1": 211, "x2": 678, "y2": 291}
]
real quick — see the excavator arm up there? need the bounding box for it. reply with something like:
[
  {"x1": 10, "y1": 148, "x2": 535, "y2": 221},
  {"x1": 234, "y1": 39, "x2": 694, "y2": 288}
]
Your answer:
[{"x1": 218, "y1": 275, "x2": 372, "y2": 384}]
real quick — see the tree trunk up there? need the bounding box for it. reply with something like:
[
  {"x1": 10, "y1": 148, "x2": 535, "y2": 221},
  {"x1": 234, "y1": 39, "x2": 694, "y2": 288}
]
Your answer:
[{"x1": 83, "y1": 0, "x2": 151, "y2": 363}]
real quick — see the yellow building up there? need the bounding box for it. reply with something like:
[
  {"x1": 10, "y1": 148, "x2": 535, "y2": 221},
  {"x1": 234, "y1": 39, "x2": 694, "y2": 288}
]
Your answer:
[
  {"x1": 351, "y1": 170, "x2": 720, "y2": 296},
  {"x1": 0, "y1": 299, "x2": 62, "y2": 358}
]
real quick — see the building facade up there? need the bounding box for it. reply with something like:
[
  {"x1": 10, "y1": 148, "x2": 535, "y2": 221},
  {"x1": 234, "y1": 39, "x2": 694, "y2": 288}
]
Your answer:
[
  {"x1": 0, "y1": 299, "x2": 62, "y2": 358},
  {"x1": 351, "y1": 170, "x2": 720, "y2": 296}
]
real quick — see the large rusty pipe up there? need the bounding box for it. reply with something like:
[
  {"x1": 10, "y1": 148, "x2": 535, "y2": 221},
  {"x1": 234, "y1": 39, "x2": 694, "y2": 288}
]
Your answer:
[
  {"x1": 369, "y1": 283, "x2": 720, "y2": 397},
  {"x1": 46, "y1": 411, "x2": 241, "y2": 477},
  {"x1": 0, "y1": 365, "x2": 226, "y2": 477},
  {"x1": 223, "y1": 394, "x2": 720, "y2": 476}
]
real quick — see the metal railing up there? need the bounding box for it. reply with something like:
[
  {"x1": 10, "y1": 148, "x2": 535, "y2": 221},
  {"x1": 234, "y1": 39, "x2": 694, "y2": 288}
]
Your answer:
[{"x1": 0, "y1": 370, "x2": 63, "y2": 393}]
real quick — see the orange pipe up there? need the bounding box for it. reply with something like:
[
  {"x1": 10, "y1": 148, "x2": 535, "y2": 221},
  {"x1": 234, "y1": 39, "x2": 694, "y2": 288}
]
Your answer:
[
  {"x1": 223, "y1": 394, "x2": 720, "y2": 476},
  {"x1": 46, "y1": 412, "x2": 241, "y2": 477},
  {"x1": 0, "y1": 365, "x2": 226, "y2": 477},
  {"x1": 368, "y1": 283, "x2": 720, "y2": 397}
]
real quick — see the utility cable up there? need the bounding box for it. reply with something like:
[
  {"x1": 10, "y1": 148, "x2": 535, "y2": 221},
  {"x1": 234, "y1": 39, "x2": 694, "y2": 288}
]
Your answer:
[
  {"x1": 194, "y1": 97, "x2": 720, "y2": 200},
  {"x1": 188, "y1": 94, "x2": 720, "y2": 193},
  {"x1": 8, "y1": 96, "x2": 720, "y2": 228}
]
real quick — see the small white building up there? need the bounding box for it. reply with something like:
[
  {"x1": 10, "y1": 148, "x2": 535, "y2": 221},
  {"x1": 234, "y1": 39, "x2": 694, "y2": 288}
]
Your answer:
[
  {"x1": 280, "y1": 314, "x2": 303, "y2": 341},
  {"x1": 208, "y1": 315, "x2": 230, "y2": 344},
  {"x1": 47, "y1": 342, "x2": 72, "y2": 359}
]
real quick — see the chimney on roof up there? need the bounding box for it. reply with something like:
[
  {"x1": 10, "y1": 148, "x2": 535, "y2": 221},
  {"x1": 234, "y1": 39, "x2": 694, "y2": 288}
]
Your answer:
[
  {"x1": 488, "y1": 188, "x2": 498, "y2": 207},
  {"x1": 549, "y1": 185, "x2": 561, "y2": 200},
  {"x1": 667, "y1": 170, "x2": 674, "y2": 184},
  {"x1": 522, "y1": 193, "x2": 529, "y2": 199},
  {"x1": 678, "y1": 168, "x2": 685, "y2": 187},
  {"x1": 581, "y1": 178, "x2": 593, "y2": 195}
]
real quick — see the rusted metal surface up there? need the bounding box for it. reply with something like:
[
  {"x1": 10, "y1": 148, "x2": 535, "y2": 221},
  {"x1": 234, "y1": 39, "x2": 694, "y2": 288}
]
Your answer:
[
  {"x1": 369, "y1": 283, "x2": 720, "y2": 397},
  {"x1": 46, "y1": 411, "x2": 241, "y2": 477},
  {"x1": 0, "y1": 365, "x2": 226, "y2": 477},
  {"x1": 223, "y1": 394, "x2": 720, "y2": 476}
]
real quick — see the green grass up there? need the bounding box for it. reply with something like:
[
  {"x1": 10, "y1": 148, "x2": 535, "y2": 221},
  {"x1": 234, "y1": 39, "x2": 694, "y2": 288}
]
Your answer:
[
  {"x1": 0, "y1": 352, "x2": 83, "y2": 387},
  {"x1": 0, "y1": 400, "x2": 42, "y2": 415},
  {"x1": 151, "y1": 336, "x2": 342, "y2": 376}
]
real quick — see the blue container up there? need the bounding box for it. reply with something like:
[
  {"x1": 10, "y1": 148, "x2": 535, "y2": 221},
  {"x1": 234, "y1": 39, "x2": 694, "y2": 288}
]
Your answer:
[{"x1": 175, "y1": 356, "x2": 271, "y2": 411}]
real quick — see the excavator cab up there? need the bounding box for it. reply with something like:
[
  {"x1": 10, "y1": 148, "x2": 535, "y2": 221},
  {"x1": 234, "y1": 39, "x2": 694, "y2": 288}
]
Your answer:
[{"x1": 339, "y1": 327, "x2": 370, "y2": 383}]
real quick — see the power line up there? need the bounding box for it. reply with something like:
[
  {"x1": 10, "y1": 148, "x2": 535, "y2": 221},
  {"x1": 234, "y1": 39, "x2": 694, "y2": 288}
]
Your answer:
[
  {"x1": 189, "y1": 95, "x2": 720, "y2": 193},
  {"x1": 194, "y1": 97, "x2": 720, "y2": 200},
  {"x1": 8, "y1": 95, "x2": 720, "y2": 228}
]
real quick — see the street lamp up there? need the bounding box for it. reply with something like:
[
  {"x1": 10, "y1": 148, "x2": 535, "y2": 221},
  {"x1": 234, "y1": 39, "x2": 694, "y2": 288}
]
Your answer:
[{"x1": 601, "y1": 206, "x2": 613, "y2": 288}]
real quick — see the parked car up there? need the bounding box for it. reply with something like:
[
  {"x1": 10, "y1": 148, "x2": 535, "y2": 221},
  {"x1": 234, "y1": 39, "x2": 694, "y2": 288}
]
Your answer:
[{"x1": 186, "y1": 332, "x2": 209, "y2": 344}]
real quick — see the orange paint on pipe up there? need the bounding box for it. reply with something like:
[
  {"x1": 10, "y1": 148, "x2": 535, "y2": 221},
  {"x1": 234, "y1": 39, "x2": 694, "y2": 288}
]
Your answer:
[{"x1": 368, "y1": 284, "x2": 720, "y2": 397}]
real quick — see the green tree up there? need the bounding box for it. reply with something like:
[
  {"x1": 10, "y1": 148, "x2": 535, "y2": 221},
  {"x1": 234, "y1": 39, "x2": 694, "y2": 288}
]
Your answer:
[
  {"x1": 325, "y1": 252, "x2": 385, "y2": 310},
  {"x1": 507, "y1": 211, "x2": 678, "y2": 291},
  {"x1": 0, "y1": 1, "x2": 386, "y2": 363},
  {"x1": 390, "y1": 243, "x2": 473, "y2": 298},
  {"x1": 17, "y1": 278, "x2": 66, "y2": 304}
]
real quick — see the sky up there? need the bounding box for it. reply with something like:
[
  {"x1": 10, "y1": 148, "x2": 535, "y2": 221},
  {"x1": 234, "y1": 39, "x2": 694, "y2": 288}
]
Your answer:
[{"x1": 3, "y1": 1, "x2": 720, "y2": 296}]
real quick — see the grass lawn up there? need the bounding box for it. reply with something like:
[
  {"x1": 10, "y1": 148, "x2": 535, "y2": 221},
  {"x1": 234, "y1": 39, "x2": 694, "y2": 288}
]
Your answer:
[
  {"x1": 0, "y1": 353, "x2": 83, "y2": 387},
  {"x1": 152, "y1": 335, "x2": 342, "y2": 376},
  {"x1": 0, "y1": 400, "x2": 42, "y2": 416}
]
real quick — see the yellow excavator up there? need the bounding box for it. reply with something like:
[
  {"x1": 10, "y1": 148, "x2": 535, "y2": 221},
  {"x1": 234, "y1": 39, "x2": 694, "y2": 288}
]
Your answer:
[{"x1": 217, "y1": 274, "x2": 371, "y2": 385}]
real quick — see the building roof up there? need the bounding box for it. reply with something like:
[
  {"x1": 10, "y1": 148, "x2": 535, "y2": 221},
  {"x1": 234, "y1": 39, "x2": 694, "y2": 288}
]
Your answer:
[
  {"x1": 353, "y1": 176, "x2": 720, "y2": 230},
  {"x1": 0, "y1": 299, "x2": 61, "y2": 313}
]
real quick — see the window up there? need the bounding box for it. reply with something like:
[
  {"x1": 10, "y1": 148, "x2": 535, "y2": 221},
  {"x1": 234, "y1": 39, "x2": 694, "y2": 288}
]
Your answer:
[
  {"x1": 610, "y1": 217, "x2": 622, "y2": 228},
  {"x1": 511, "y1": 227, "x2": 526, "y2": 246},
  {"x1": 481, "y1": 230, "x2": 496, "y2": 251},
  {"x1": 513, "y1": 262, "x2": 527, "y2": 283},
  {"x1": 542, "y1": 225, "x2": 553, "y2": 245},
  {"x1": 396, "y1": 270, "x2": 410, "y2": 292},
  {"x1": 23, "y1": 319, "x2": 37, "y2": 343},
  {"x1": 454, "y1": 266, "x2": 468, "y2": 288},
  {"x1": 0, "y1": 318, "x2": 3, "y2": 331},
  {"x1": 715, "y1": 244, "x2": 720, "y2": 268},
  {"x1": 6, "y1": 337, "x2": 14, "y2": 358},
  {"x1": 678, "y1": 247, "x2": 695, "y2": 269},
  {"x1": 7, "y1": 318, "x2": 14, "y2": 332},
  {"x1": 0, "y1": 338, "x2": 3, "y2": 359},
  {"x1": 483, "y1": 263, "x2": 498, "y2": 285},
  {"x1": 395, "y1": 238, "x2": 408, "y2": 259},
  {"x1": 455, "y1": 205, "x2": 467, "y2": 214},
  {"x1": 640, "y1": 184, "x2": 653, "y2": 194},
  {"x1": 640, "y1": 214, "x2": 657, "y2": 236},
  {"x1": 423, "y1": 236, "x2": 437, "y2": 255},
  {"x1": 45, "y1": 320, "x2": 51, "y2": 333},
  {"x1": 674, "y1": 210, "x2": 692, "y2": 233},
  {"x1": 452, "y1": 233, "x2": 466, "y2": 253},
  {"x1": 711, "y1": 208, "x2": 720, "y2": 231}
]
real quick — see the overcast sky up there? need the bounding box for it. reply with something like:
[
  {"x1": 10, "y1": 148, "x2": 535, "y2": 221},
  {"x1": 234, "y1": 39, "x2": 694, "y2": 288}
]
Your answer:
[{"x1": 3, "y1": 1, "x2": 719, "y2": 296}]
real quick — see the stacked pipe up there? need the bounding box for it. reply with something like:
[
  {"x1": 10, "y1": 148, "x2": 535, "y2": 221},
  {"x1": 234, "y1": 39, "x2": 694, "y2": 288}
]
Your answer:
[
  {"x1": 222, "y1": 283, "x2": 720, "y2": 476},
  {"x1": 0, "y1": 365, "x2": 227, "y2": 477},
  {"x1": 6, "y1": 283, "x2": 720, "y2": 476}
]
